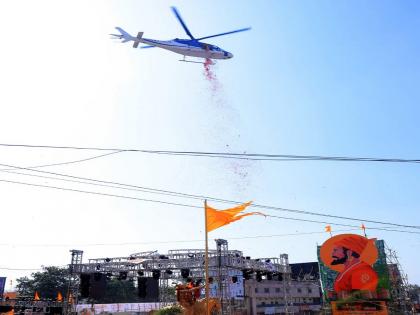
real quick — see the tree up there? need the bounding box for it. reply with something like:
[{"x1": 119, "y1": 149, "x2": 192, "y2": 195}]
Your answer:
[{"x1": 16, "y1": 266, "x2": 69, "y2": 300}]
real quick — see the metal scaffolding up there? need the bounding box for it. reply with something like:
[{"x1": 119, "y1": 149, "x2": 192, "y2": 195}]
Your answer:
[
  {"x1": 65, "y1": 250, "x2": 83, "y2": 315},
  {"x1": 385, "y1": 244, "x2": 414, "y2": 314},
  {"x1": 72, "y1": 240, "x2": 291, "y2": 313},
  {"x1": 280, "y1": 254, "x2": 294, "y2": 314}
]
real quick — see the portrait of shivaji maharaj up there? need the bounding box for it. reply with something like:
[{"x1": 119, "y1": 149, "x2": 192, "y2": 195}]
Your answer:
[{"x1": 320, "y1": 234, "x2": 379, "y2": 293}]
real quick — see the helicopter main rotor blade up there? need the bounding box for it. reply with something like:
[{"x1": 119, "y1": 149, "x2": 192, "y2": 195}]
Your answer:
[
  {"x1": 171, "y1": 6, "x2": 195, "y2": 39},
  {"x1": 196, "y1": 27, "x2": 251, "y2": 41}
]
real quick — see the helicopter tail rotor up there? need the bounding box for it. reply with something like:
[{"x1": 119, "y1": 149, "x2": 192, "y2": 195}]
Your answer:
[{"x1": 133, "y1": 32, "x2": 144, "y2": 48}]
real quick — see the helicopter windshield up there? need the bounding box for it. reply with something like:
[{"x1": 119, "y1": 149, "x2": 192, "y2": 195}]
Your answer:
[{"x1": 210, "y1": 45, "x2": 222, "y2": 51}]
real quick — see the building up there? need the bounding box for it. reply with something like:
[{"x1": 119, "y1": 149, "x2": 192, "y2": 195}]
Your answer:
[{"x1": 244, "y1": 261, "x2": 322, "y2": 315}]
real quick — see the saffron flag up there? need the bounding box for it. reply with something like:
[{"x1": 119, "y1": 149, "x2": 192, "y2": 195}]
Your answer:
[
  {"x1": 57, "y1": 292, "x2": 63, "y2": 302},
  {"x1": 325, "y1": 225, "x2": 332, "y2": 233},
  {"x1": 205, "y1": 201, "x2": 264, "y2": 232},
  {"x1": 34, "y1": 291, "x2": 40, "y2": 301},
  {"x1": 68, "y1": 292, "x2": 74, "y2": 304},
  {"x1": 361, "y1": 223, "x2": 367, "y2": 236}
]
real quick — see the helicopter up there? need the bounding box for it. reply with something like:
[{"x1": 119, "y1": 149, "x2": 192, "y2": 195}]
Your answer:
[{"x1": 110, "y1": 7, "x2": 250, "y2": 63}]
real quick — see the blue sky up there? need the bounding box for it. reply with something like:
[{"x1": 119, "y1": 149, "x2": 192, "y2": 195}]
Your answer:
[{"x1": 0, "y1": 0, "x2": 419, "y2": 288}]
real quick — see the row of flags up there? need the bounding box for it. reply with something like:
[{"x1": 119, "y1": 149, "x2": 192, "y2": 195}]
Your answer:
[
  {"x1": 325, "y1": 223, "x2": 367, "y2": 236},
  {"x1": 33, "y1": 291, "x2": 73, "y2": 303}
]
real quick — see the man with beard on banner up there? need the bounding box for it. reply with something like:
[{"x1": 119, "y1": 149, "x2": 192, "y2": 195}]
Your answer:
[{"x1": 321, "y1": 234, "x2": 379, "y2": 294}]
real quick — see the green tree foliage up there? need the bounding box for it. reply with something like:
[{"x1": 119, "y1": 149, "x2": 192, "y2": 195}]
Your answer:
[{"x1": 16, "y1": 266, "x2": 69, "y2": 299}]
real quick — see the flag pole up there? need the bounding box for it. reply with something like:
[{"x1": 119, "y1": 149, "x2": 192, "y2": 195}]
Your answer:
[{"x1": 204, "y1": 199, "x2": 210, "y2": 315}]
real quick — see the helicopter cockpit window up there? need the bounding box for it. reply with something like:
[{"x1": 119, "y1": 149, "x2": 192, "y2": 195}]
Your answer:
[{"x1": 210, "y1": 45, "x2": 221, "y2": 51}]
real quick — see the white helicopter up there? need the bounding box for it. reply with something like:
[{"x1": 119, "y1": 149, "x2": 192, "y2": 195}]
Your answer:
[{"x1": 110, "y1": 7, "x2": 250, "y2": 63}]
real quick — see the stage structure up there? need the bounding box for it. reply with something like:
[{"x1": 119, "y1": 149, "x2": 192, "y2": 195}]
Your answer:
[{"x1": 71, "y1": 239, "x2": 291, "y2": 314}]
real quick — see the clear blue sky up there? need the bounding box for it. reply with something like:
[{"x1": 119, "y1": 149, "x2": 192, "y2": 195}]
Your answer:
[{"x1": 0, "y1": 0, "x2": 419, "y2": 287}]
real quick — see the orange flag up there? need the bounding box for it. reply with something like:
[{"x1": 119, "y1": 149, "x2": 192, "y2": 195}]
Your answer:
[
  {"x1": 34, "y1": 291, "x2": 40, "y2": 301},
  {"x1": 206, "y1": 201, "x2": 264, "y2": 232},
  {"x1": 68, "y1": 292, "x2": 74, "y2": 304},
  {"x1": 325, "y1": 225, "x2": 331, "y2": 233},
  {"x1": 57, "y1": 292, "x2": 63, "y2": 302},
  {"x1": 361, "y1": 224, "x2": 367, "y2": 236}
]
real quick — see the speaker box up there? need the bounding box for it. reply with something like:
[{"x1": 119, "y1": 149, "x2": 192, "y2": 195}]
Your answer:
[
  {"x1": 137, "y1": 277, "x2": 159, "y2": 302},
  {"x1": 90, "y1": 273, "x2": 107, "y2": 300},
  {"x1": 80, "y1": 273, "x2": 91, "y2": 298}
]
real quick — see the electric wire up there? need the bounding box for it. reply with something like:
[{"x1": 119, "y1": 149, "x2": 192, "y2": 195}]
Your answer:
[
  {"x1": 0, "y1": 227, "x2": 418, "y2": 249},
  {"x1": 0, "y1": 150, "x2": 123, "y2": 172},
  {"x1": 1, "y1": 143, "x2": 420, "y2": 163},
  {"x1": 0, "y1": 229, "x2": 361, "y2": 247},
  {"x1": 0, "y1": 178, "x2": 201, "y2": 209},
  {"x1": 0, "y1": 161, "x2": 419, "y2": 230},
  {"x1": 265, "y1": 215, "x2": 420, "y2": 234},
  {"x1": 0, "y1": 177, "x2": 419, "y2": 236}
]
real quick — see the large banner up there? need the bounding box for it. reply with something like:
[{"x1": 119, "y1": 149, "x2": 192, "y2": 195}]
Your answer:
[
  {"x1": 318, "y1": 235, "x2": 390, "y2": 301},
  {"x1": 0, "y1": 277, "x2": 6, "y2": 296}
]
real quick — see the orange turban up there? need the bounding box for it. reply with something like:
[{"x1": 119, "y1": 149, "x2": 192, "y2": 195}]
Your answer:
[{"x1": 334, "y1": 235, "x2": 372, "y2": 255}]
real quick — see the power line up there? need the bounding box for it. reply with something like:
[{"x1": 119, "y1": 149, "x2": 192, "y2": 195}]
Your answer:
[
  {"x1": 1, "y1": 143, "x2": 420, "y2": 164},
  {"x1": 1, "y1": 177, "x2": 420, "y2": 235},
  {"x1": 0, "y1": 150, "x2": 123, "y2": 171},
  {"x1": 0, "y1": 229, "x2": 362, "y2": 248},
  {"x1": 265, "y1": 215, "x2": 420, "y2": 234},
  {"x1": 1, "y1": 169, "x2": 190, "y2": 199},
  {"x1": 0, "y1": 162, "x2": 419, "y2": 230},
  {"x1": 0, "y1": 178, "x2": 201, "y2": 209},
  {"x1": 0, "y1": 227, "x2": 418, "y2": 248}
]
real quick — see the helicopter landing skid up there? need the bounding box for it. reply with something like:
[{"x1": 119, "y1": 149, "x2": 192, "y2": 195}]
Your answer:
[{"x1": 179, "y1": 56, "x2": 212, "y2": 65}]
